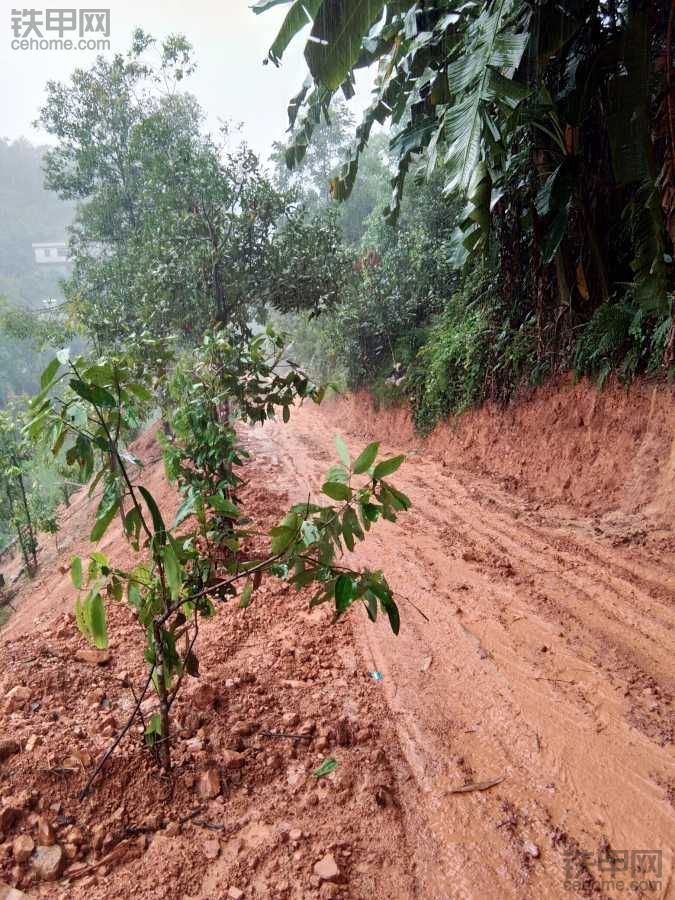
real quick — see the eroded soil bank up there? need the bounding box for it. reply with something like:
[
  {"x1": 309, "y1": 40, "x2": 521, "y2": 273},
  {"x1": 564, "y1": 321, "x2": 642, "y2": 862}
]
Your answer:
[
  {"x1": 1, "y1": 376, "x2": 674, "y2": 899},
  {"x1": 332, "y1": 374, "x2": 675, "y2": 525}
]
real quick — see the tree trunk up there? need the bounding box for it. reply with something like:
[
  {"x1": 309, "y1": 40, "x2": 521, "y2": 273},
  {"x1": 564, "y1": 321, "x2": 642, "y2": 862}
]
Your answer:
[
  {"x1": 5, "y1": 482, "x2": 30, "y2": 572},
  {"x1": 13, "y1": 460, "x2": 37, "y2": 573},
  {"x1": 152, "y1": 620, "x2": 172, "y2": 771}
]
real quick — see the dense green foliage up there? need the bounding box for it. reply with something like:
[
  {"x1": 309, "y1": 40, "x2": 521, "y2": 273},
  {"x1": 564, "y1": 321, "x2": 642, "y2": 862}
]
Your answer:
[
  {"x1": 37, "y1": 31, "x2": 356, "y2": 347},
  {"x1": 259, "y1": 0, "x2": 674, "y2": 430}
]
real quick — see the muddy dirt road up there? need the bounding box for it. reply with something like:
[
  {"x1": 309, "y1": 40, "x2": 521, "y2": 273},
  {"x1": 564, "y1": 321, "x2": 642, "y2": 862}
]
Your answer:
[{"x1": 244, "y1": 402, "x2": 675, "y2": 900}]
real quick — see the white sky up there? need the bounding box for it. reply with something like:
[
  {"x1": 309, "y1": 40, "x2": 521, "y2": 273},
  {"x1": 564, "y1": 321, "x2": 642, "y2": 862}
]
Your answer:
[{"x1": 0, "y1": 0, "x2": 372, "y2": 163}]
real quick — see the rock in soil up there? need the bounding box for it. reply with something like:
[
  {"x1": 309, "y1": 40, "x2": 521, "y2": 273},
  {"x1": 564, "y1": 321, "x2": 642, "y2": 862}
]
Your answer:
[
  {"x1": 31, "y1": 844, "x2": 64, "y2": 881},
  {"x1": 313, "y1": 852, "x2": 340, "y2": 883},
  {"x1": 12, "y1": 834, "x2": 34, "y2": 864},
  {"x1": 196, "y1": 767, "x2": 221, "y2": 799},
  {"x1": 0, "y1": 740, "x2": 19, "y2": 762},
  {"x1": 0, "y1": 883, "x2": 31, "y2": 899}
]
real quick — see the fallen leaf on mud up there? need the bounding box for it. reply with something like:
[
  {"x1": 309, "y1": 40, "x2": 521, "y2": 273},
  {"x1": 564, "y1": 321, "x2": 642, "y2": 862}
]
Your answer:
[
  {"x1": 446, "y1": 775, "x2": 505, "y2": 795},
  {"x1": 313, "y1": 757, "x2": 339, "y2": 779}
]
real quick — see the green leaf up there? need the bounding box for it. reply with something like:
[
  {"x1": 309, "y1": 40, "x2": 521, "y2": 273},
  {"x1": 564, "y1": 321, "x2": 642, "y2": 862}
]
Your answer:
[
  {"x1": 334, "y1": 433, "x2": 350, "y2": 467},
  {"x1": 267, "y1": 0, "x2": 322, "y2": 64},
  {"x1": 139, "y1": 486, "x2": 166, "y2": 541},
  {"x1": 384, "y1": 597, "x2": 400, "y2": 635},
  {"x1": 71, "y1": 556, "x2": 83, "y2": 590},
  {"x1": 144, "y1": 713, "x2": 162, "y2": 746},
  {"x1": 110, "y1": 576, "x2": 123, "y2": 602},
  {"x1": 90, "y1": 498, "x2": 119, "y2": 542},
  {"x1": 382, "y1": 483, "x2": 412, "y2": 510},
  {"x1": 239, "y1": 581, "x2": 253, "y2": 609},
  {"x1": 88, "y1": 592, "x2": 108, "y2": 649},
  {"x1": 305, "y1": 0, "x2": 387, "y2": 91},
  {"x1": 126, "y1": 383, "x2": 153, "y2": 402},
  {"x1": 207, "y1": 495, "x2": 240, "y2": 518},
  {"x1": 335, "y1": 574, "x2": 357, "y2": 612},
  {"x1": 69, "y1": 379, "x2": 117, "y2": 409},
  {"x1": 301, "y1": 521, "x2": 321, "y2": 547},
  {"x1": 40, "y1": 357, "x2": 61, "y2": 391},
  {"x1": 251, "y1": 0, "x2": 293, "y2": 13},
  {"x1": 172, "y1": 492, "x2": 197, "y2": 528},
  {"x1": 352, "y1": 441, "x2": 379, "y2": 474},
  {"x1": 270, "y1": 524, "x2": 297, "y2": 554},
  {"x1": 325, "y1": 463, "x2": 349, "y2": 483},
  {"x1": 373, "y1": 455, "x2": 405, "y2": 479},
  {"x1": 163, "y1": 543, "x2": 182, "y2": 601},
  {"x1": 313, "y1": 756, "x2": 339, "y2": 778},
  {"x1": 321, "y1": 481, "x2": 352, "y2": 501},
  {"x1": 342, "y1": 513, "x2": 355, "y2": 551},
  {"x1": 365, "y1": 590, "x2": 378, "y2": 622}
]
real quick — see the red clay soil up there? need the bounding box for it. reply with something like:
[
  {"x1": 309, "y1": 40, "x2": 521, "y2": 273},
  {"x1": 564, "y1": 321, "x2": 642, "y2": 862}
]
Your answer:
[
  {"x1": 338, "y1": 373, "x2": 675, "y2": 524},
  {"x1": 1, "y1": 376, "x2": 675, "y2": 899}
]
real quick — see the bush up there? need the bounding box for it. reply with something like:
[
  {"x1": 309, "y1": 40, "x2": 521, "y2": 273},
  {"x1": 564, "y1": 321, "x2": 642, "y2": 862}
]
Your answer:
[
  {"x1": 573, "y1": 297, "x2": 672, "y2": 387},
  {"x1": 406, "y1": 262, "x2": 541, "y2": 433}
]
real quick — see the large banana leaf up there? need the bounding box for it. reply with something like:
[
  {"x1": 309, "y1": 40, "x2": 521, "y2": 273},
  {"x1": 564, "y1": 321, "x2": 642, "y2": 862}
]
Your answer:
[
  {"x1": 304, "y1": 0, "x2": 387, "y2": 91},
  {"x1": 251, "y1": 0, "x2": 293, "y2": 12},
  {"x1": 444, "y1": 0, "x2": 528, "y2": 192},
  {"x1": 261, "y1": 0, "x2": 323, "y2": 65}
]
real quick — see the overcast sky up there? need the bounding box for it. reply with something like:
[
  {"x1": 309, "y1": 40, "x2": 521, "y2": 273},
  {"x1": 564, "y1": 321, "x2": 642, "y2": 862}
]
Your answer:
[{"x1": 1, "y1": 0, "x2": 372, "y2": 163}]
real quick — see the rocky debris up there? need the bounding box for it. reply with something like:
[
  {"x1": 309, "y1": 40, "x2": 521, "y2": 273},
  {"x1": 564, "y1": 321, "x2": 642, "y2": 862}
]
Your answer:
[
  {"x1": 230, "y1": 720, "x2": 255, "y2": 737},
  {"x1": 63, "y1": 842, "x2": 79, "y2": 861},
  {"x1": 63, "y1": 826, "x2": 83, "y2": 847},
  {"x1": 202, "y1": 839, "x2": 220, "y2": 860},
  {"x1": 31, "y1": 844, "x2": 64, "y2": 881},
  {"x1": 23, "y1": 735, "x2": 41, "y2": 752},
  {"x1": 186, "y1": 736, "x2": 205, "y2": 753},
  {"x1": 313, "y1": 853, "x2": 340, "y2": 883},
  {"x1": 85, "y1": 689, "x2": 105, "y2": 708},
  {"x1": 4, "y1": 687, "x2": 30, "y2": 713},
  {"x1": 0, "y1": 807, "x2": 22, "y2": 832},
  {"x1": 99, "y1": 713, "x2": 118, "y2": 737},
  {"x1": 36, "y1": 817, "x2": 55, "y2": 846},
  {"x1": 336, "y1": 718, "x2": 354, "y2": 747},
  {"x1": 221, "y1": 749, "x2": 244, "y2": 770},
  {"x1": 227, "y1": 888, "x2": 244, "y2": 900},
  {"x1": 524, "y1": 841, "x2": 540, "y2": 859},
  {"x1": 90, "y1": 823, "x2": 106, "y2": 851},
  {"x1": 197, "y1": 767, "x2": 221, "y2": 799},
  {"x1": 0, "y1": 740, "x2": 19, "y2": 762},
  {"x1": 289, "y1": 828, "x2": 302, "y2": 842},
  {"x1": 12, "y1": 835, "x2": 34, "y2": 864},
  {"x1": 189, "y1": 683, "x2": 217, "y2": 710},
  {"x1": 0, "y1": 883, "x2": 31, "y2": 899},
  {"x1": 73, "y1": 649, "x2": 111, "y2": 666}
]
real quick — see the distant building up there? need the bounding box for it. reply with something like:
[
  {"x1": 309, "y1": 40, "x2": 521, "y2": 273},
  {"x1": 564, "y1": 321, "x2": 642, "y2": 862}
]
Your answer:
[{"x1": 32, "y1": 242, "x2": 70, "y2": 265}]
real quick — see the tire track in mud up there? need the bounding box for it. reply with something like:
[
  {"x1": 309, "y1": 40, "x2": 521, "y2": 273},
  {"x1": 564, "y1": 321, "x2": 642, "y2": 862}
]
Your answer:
[{"x1": 241, "y1": 406, "x2": 675, "y2": 900}]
